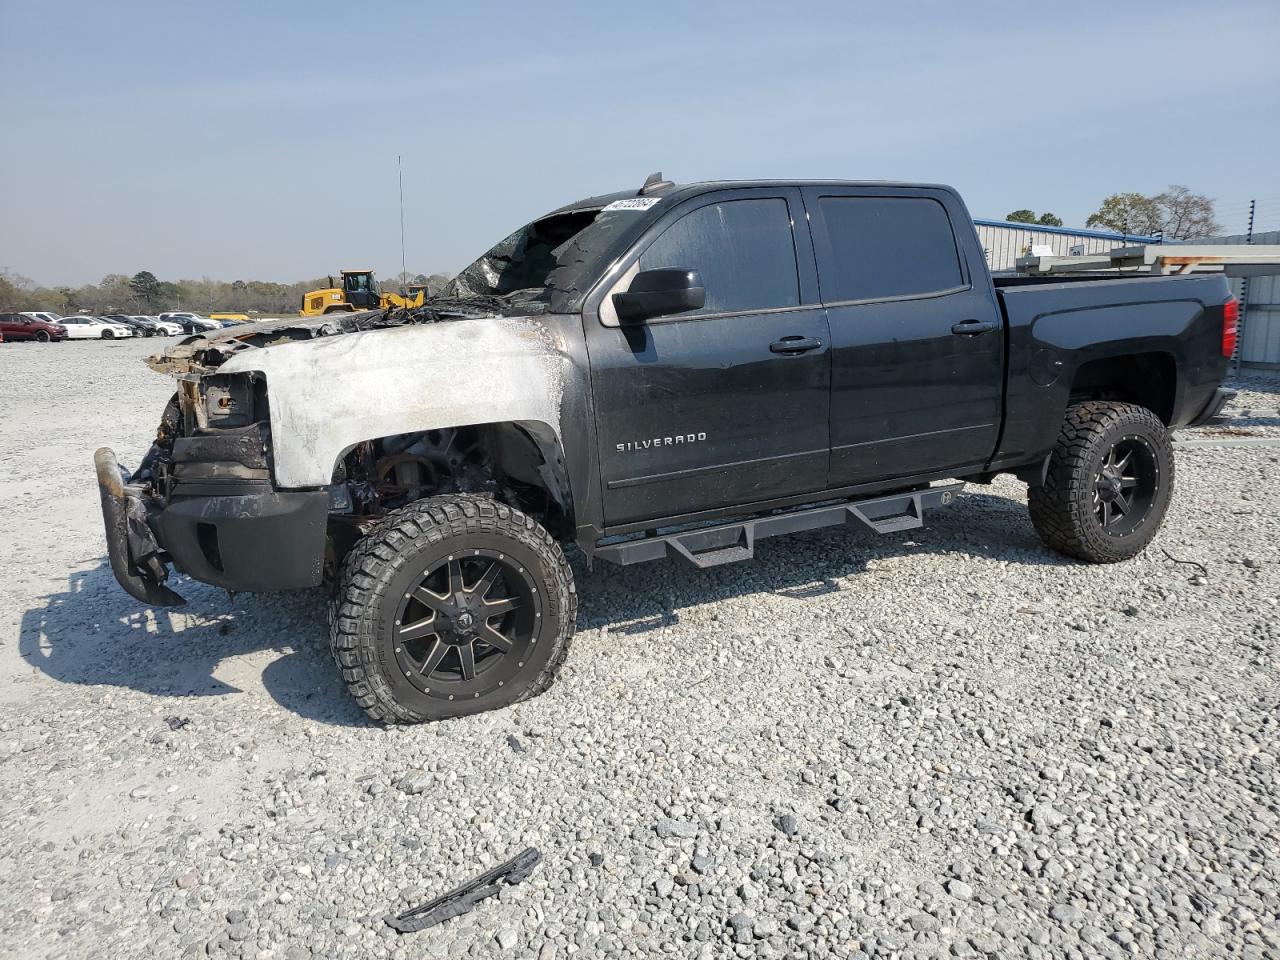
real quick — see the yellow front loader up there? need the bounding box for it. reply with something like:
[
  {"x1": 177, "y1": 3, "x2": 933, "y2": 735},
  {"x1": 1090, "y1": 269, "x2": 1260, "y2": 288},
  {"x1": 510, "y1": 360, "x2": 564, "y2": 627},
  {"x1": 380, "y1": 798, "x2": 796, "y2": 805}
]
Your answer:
[{"x1": 299, "y1": 270, "x2": 426, "y2": 317}]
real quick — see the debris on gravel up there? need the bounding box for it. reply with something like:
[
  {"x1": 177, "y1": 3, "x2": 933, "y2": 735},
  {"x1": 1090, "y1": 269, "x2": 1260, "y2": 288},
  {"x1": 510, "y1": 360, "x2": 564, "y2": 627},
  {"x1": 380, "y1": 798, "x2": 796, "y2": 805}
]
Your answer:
[{"x1": 1, "y1": 340, "x2": 1278, "y2": 959}]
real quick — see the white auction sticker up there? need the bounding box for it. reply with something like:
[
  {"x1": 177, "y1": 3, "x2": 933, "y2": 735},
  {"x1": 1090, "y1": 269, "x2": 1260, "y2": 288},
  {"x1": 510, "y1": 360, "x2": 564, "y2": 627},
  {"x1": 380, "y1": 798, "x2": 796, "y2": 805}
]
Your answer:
[{"x1": 602, "y1": 197, "x2": 661, "y2": 211}]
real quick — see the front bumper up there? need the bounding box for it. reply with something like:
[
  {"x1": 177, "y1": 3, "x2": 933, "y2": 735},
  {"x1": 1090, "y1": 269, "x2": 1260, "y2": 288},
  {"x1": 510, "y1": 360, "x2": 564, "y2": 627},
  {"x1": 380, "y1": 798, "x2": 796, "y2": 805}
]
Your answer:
[{"x1": 95, "y1": 447, "x2": 329, "y2": 606}]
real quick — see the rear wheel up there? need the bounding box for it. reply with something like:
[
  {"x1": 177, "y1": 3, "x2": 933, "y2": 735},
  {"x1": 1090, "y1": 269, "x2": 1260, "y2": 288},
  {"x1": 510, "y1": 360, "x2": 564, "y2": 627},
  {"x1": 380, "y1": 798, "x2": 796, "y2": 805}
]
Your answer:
[
  {"x1": 1028, "y1": 401, "x2": 1173, "y2": 563},
  {"x1": 330, "y1": 495, "x2": 576, "y2": 723}
]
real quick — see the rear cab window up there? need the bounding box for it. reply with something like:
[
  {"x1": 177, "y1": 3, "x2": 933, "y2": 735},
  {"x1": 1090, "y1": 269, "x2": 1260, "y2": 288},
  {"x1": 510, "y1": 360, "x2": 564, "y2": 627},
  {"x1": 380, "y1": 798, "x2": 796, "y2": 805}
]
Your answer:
[{"x1": 810, "y1": 195, "x2": 965, "y2": 303}]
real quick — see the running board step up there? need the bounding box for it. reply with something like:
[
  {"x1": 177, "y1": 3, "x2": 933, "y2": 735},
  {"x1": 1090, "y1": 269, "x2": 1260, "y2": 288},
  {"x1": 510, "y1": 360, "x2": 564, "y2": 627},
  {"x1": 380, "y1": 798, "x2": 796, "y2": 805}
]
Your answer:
[{"x1": 596, "y1": 483, "x2": 963, "y2": 568}]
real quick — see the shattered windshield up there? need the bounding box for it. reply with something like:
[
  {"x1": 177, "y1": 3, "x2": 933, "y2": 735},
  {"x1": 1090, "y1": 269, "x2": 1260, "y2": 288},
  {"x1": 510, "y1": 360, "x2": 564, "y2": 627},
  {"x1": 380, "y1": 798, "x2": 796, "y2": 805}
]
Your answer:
[{"x1": 441, "y1": 204, "x2": 654, "y2": 312}]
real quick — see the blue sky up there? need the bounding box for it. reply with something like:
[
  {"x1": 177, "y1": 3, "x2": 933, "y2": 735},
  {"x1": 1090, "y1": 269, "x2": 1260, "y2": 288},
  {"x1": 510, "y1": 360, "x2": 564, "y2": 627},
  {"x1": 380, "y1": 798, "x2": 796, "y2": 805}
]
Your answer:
[{"x1": 3, "y1": 0, "x2": 1278, "y2": 286}]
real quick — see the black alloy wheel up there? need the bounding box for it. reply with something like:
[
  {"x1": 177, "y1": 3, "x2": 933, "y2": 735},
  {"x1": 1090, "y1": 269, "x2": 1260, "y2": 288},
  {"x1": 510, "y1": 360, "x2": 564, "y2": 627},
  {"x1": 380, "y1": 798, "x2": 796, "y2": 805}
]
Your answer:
[
  {"x1": 1029, "y1": 400, "x2": 1174, "y2": 563},
  {"x1": 392, "y1": 551, "x2": 538, "y2": 701},
  {"x1": 331, "y1": 495, "x2": 577, "y2": 723},
  {"x1": 1092, "y1": 436, "x2": 1159, "y2": 536}
]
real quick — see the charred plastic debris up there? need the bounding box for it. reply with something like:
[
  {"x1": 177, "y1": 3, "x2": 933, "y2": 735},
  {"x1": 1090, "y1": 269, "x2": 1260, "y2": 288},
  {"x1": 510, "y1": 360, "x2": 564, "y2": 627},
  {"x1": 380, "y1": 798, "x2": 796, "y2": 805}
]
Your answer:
[{"x1": 385, "y1": 847, "x2": 541, "y2": 934}]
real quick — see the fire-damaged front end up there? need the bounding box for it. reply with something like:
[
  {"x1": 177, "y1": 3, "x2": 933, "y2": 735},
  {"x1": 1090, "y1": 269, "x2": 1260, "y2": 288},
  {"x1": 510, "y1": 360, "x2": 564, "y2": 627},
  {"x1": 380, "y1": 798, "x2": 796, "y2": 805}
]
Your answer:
[
  {"x1": 95, "y1": 332, "x2": 331, "y2": 606},
  {"x1": 95, "y1": 305, "x2": 579, "y2": 608}
]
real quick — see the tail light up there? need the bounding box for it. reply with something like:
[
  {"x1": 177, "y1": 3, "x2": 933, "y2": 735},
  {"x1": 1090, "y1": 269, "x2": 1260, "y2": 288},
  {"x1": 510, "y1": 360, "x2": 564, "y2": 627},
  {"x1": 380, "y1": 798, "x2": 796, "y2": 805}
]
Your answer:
[{"x1": 1222, "y1": 297, "x2": 1239, "y2": 358}]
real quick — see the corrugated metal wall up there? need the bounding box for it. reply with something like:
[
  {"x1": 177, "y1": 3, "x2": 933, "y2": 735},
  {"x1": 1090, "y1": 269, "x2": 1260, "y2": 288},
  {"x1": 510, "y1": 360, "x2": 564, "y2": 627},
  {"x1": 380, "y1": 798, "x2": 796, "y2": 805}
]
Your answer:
[
  {"x1": 1196, "y1": 229, "x2": 1280, "y2": 367},
  {"x1": 973, "y1": 220, "x2": 1154, "y2": 272}
]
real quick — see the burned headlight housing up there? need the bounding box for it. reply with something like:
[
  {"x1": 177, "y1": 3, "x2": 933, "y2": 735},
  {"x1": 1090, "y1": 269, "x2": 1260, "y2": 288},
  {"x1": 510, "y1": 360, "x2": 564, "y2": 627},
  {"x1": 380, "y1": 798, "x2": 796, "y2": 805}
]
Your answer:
[{"x1": 177, "y1": 372, "x2": 267, "y2": 432}]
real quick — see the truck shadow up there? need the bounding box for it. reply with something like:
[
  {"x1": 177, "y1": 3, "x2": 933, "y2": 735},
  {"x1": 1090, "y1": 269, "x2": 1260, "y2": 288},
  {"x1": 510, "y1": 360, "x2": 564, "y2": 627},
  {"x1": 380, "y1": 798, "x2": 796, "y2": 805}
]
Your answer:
[
  {"x1": 17, "y1": 564, "x2": 367, "y2": 727},
  {"x1": 19, "y1": 490, "x2": 1058, "y2": 724}
]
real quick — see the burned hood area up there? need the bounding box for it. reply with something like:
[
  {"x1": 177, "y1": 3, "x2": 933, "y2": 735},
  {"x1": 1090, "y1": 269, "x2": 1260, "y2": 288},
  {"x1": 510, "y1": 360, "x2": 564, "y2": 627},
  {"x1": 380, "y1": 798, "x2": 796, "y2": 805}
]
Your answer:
[{"x1": 145, "y1": 298, "x2": 515, "y2": 376}]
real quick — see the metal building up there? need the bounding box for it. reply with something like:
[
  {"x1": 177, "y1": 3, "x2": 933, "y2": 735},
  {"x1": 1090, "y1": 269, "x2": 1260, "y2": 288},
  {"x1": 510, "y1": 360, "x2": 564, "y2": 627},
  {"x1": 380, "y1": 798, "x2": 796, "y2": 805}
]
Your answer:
[
  {"x1": 1194, "y1": 229, "x2": 1280, "y2": 367},
  {"x1": 973, "y1": 219, "x2": 1158, "y2": 273}
]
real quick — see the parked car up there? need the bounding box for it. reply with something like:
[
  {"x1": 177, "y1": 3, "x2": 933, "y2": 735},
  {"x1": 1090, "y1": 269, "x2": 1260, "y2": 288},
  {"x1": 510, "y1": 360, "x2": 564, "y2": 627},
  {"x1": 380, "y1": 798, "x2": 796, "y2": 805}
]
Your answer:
[
  {"x1": 209, "y1": 313, "x2": 251, "y2": 326},
  {"x1": 95, "y1": 175, "x2": 1238, "y2": 723},
  {"x1": 22, "y1": 311, "x2": 65, "y2": 326},
  {"x1": 137, "y1": 315, "x2": 183, "y2": 336},
  {"x1": 1, "y1": 313, "x2": 68, "y2": 342},
  {"x1": 158, "y1": 312, "x2": 220, "y2": 334},
  {"x1": 103, "y1": 314, "x2": 157, "y2": 337},
  {"x1": 59, "y1": 315, "x2": 133, "y2": 339}
]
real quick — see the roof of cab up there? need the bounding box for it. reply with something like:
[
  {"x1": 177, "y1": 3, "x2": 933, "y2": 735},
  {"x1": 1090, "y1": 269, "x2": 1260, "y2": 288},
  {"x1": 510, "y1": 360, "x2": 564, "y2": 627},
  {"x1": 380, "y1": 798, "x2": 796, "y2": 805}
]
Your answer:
[{"x1": 544, "y1": 179, "x2": 959, "y2": 218}]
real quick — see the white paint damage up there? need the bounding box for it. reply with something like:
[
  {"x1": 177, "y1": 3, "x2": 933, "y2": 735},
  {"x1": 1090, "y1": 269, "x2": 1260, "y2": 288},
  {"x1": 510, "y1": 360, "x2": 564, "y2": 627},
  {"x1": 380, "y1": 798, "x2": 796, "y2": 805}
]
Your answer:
[{"x1": 215, "y1": 316, "x2": 567, "y2": 488}]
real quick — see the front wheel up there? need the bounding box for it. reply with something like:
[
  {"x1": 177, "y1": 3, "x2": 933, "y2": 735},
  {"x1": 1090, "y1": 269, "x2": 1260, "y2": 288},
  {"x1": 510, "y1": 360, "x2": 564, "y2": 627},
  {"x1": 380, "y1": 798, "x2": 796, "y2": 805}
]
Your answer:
[
  {"x1": 1028, "y1": 401, "x2": 1174, "y2": 563},
  {"x1": 330, "y1": 496, "x2": 576, "y2": 723},
  {"x1": 35, "y1": 330, "x2": 51, "y2": 343}
]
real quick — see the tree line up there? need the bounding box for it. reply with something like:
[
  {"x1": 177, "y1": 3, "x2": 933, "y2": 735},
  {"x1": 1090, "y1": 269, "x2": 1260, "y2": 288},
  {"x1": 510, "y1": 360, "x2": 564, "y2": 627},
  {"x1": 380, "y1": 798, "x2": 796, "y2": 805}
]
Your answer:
[
  {"x1": 1007, "y1": 185, "x2": 1221, "y2": 239},
  {"x1": 0, "y1": 270, "x2": 454, "y2": 316}
]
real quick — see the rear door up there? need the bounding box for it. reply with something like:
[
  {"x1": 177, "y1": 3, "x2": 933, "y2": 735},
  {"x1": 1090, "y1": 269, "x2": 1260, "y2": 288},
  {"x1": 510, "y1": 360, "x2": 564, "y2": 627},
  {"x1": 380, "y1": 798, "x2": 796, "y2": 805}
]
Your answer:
[
  {"x1": 584, "y1": 188, "x2": 831, "y2": 527},
  {"x1": 802, "y1": 187, "x2": 1004, "y2": 486}
]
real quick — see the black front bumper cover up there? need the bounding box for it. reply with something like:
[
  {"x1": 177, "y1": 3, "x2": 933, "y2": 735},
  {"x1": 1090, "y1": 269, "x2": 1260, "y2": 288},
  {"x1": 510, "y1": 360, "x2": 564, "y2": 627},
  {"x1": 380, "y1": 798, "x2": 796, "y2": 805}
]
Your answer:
[
  {"x1": 95, "y1": 447, "x2": 330, "y2": 606},
  {"x1": 95, "y1": 447, "x2": 187, "y2": 607}
]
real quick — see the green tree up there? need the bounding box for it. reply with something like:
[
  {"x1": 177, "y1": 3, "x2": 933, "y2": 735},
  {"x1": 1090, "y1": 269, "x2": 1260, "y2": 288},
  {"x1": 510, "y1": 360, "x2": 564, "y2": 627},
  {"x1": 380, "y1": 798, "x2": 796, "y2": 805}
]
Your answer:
[
  {"x1": 0, "y1": 272, "x2": 20, "y2": 311},
  {"x1": 130, "y1": 271, "x2": 161, "y2": 310},
  {"x1": 1005, "y1": 209, "x2": 1038, "y2": 224},
  {"x1": 1087, "y1": 193, "x2": 1161, "y2": 235},
  {"x1": 1007, "y1": 210, "x2": 1064, "y2": 228}
]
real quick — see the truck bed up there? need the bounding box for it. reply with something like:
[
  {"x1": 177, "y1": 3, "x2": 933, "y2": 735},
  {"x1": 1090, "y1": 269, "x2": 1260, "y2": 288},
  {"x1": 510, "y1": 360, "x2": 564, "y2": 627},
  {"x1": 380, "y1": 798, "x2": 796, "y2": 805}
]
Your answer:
[{"x1": 991, "y1": 272, "x2": 1232, "y2": 469}]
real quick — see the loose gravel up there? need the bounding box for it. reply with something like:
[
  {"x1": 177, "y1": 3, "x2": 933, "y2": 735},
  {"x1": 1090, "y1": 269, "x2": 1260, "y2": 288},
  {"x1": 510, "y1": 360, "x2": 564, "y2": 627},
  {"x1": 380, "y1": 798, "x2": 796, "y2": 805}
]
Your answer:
[{"x1": 1, "y1": 337, "x2": 1277, "y2": 960}]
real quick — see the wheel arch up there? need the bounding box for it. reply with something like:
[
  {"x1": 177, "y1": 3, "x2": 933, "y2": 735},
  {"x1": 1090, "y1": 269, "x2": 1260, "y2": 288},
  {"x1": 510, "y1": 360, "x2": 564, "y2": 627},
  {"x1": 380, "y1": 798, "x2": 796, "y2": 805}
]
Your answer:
[
  {"x1": 330, "y1": 418, "x2": 576, "y2": 540},
  {"x1": 1067, "y1": 350, "x2": 1178, "y2": 425}
]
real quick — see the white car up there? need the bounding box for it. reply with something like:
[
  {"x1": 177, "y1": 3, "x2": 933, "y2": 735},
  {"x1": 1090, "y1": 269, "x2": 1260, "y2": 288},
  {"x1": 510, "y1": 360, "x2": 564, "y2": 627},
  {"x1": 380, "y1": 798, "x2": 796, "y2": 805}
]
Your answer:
[
  {"x1": 135, "y1": 315, "x2": 183, "y2": 336},
  {"x1": 58, "y1": 316, "x2": 134, "y2": 340},
  {"x1": 158, "y1": 312, "x2": 221, "y2": 333},
  {"x1": 21, "y1": 312, "x2": 63, "y2": 327}
]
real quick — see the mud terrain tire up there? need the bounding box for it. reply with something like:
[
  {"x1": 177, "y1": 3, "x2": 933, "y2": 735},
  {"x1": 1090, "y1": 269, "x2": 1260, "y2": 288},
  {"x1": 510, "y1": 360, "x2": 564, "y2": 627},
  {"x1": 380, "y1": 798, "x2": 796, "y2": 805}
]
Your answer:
[
  {"x1": 330, "y1": 495, "x2": 576, "y2": 723},
  {"x1": 1029, "y1": 401, "x2": 1174, "y2": 563}
]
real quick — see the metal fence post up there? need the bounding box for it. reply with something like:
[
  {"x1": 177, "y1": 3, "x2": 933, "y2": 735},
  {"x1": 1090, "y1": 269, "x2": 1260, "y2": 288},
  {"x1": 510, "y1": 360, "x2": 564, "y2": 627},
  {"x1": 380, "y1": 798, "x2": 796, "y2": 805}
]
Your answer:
[{"x1": 1234, "y1": 199, "x2": 1255, "y2": 373}]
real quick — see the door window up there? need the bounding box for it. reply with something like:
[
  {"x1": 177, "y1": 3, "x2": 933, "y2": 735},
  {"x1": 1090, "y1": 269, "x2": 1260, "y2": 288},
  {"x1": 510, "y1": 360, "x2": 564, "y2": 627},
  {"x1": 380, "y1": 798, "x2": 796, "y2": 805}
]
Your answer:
[
  {"x1": 816, "y1": 196, "x2": 963, "y2": 302},
  {"x1": 638, "y1": 198, "x2": 799, "y2": 316}
]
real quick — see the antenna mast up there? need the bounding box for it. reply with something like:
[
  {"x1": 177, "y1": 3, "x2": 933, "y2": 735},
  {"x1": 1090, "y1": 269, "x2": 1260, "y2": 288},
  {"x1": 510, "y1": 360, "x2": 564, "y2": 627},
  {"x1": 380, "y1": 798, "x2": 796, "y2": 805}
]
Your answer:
[{"x1": 398, "y1": 155, "x2": 407, "y2": 291}]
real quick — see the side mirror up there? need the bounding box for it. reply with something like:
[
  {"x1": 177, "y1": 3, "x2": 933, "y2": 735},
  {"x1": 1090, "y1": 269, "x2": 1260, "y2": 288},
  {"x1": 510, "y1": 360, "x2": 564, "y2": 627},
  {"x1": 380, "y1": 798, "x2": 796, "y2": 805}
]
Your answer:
[{"x1": 613, "y1": 268, "x2": 704, "y2": 324}]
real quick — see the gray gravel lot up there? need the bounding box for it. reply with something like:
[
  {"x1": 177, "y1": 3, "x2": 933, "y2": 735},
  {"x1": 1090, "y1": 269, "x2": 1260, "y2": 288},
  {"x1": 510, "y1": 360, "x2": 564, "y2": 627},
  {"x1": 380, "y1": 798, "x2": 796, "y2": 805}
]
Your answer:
[{"x1": 1, "y1": 337, "x2": 1277, "y2": 960}]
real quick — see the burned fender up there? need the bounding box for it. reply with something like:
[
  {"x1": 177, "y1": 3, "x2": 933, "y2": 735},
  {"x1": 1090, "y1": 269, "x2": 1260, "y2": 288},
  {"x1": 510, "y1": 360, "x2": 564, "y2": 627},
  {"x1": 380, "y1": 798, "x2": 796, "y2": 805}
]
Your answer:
[{"x1": 216, "y1": 316, "x2": 574, "y2": 490}]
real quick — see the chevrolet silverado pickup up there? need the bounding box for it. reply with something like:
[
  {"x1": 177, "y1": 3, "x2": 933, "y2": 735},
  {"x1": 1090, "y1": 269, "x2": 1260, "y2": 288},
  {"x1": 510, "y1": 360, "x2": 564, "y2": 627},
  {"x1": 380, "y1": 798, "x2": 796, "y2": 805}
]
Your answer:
[{"x1": 95, "y1": 175, "x2": 1238, "y2": 723}]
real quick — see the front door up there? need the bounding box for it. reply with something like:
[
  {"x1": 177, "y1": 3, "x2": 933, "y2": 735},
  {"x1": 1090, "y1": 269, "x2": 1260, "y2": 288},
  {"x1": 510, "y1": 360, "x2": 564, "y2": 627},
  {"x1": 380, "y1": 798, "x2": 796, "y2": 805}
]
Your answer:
[
  {"x1": 585, "y1": 189, "x2": 831, "y2": 528},
  {"x1": 803, "y1": 188, "x2": 1005, "y2": 486}
]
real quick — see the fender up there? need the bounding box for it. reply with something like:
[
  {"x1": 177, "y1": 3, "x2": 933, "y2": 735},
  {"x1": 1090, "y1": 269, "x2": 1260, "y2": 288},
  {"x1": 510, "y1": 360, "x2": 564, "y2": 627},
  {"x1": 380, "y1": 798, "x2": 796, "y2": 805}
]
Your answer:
[{"x1": 219, "y1": 316, "x2": 574, "y2": 490}]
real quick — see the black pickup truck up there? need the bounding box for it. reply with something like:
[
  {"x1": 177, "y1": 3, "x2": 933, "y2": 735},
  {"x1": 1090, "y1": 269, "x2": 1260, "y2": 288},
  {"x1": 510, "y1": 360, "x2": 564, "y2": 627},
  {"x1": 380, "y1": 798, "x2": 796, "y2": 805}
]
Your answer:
[{"x1": 96, "y1": 175, "x2": 1238, "y2": 722}]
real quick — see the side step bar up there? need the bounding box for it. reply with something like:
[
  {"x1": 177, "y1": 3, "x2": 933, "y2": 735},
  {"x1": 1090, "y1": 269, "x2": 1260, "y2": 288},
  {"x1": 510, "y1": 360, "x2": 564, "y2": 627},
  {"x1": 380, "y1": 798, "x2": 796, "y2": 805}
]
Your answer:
[{"x1": 595, "y1": 483, "x2": 963, "y2": 569}]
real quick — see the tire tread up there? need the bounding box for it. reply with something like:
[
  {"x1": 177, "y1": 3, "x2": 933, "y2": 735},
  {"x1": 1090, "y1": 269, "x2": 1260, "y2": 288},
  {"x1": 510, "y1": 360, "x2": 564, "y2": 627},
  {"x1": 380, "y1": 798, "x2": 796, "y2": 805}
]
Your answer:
[
  {"x1": 1028, "y1": 400, "x2": 1173, "y2": 563},
  {"x1": 328, "y1": 495, "x2": 576, "y2": 724}
]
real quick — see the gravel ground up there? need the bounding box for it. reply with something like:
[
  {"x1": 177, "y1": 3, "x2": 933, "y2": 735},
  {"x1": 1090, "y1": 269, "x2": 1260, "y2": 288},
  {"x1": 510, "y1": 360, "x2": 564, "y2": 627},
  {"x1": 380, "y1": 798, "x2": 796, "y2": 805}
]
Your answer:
[
  {"x1": 1, "y1": 338, "x2": 1277, "y2": 960},
  {"x1": 1181, "y1": 374, "x2": 1280, "y2": 440}
]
